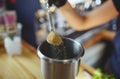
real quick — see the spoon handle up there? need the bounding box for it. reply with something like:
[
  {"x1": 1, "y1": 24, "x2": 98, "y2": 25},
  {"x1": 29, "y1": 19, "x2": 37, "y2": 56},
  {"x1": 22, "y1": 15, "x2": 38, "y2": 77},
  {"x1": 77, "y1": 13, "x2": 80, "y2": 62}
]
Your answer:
[{"x1": 46, "y1": 1, "x2": 54, "y2": 31}]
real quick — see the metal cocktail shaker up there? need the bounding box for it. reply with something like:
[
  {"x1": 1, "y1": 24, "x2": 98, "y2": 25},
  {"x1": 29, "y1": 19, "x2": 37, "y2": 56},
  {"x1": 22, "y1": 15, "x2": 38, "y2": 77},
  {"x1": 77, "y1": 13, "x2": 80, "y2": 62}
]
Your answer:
[{"x1": 37, "y1": 37, "x2": 84, "y2": 79}]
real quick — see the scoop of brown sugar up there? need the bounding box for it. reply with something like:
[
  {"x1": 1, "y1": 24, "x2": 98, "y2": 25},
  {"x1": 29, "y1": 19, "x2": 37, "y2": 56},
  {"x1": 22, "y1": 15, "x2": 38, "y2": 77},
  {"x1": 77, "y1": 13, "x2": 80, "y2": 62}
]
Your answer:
[{"x1": 47, "y1": 31, "x2": 63, "y2": 45}]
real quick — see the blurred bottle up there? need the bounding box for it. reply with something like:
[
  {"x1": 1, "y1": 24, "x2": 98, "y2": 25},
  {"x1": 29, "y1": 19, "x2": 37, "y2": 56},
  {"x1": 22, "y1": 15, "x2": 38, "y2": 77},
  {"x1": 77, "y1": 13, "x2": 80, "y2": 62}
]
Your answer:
[
  {"x1": 0, "y1": 0, "x2": 5, "y2": 13},
  {"x1": 4, "y1": 23, "x2": 22, "y2": 56},
  {"x1": 0, "y1": 0, "x2": 5, "y2": 44}
]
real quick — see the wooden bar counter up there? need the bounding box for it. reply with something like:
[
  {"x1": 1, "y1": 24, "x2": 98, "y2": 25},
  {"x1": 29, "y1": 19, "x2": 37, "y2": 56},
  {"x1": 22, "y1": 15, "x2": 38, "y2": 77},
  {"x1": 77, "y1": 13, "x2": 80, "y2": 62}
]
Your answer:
[
  {"x1": 0, "y1": 41, "x2": 43, "y2": 79},
  {"x1": 0, "y1": 30, "x2": 114, "y2": 79},
  {"x1": 0, "y1": 40, "x2": 95, "y2": 79}
]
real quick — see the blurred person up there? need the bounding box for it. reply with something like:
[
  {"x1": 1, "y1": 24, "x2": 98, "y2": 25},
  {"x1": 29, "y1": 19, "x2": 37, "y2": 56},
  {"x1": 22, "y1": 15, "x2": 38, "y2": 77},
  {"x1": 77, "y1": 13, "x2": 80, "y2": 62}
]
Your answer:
[
  {"x1": 48, "y1": 0, "x2": 120, "y2": 78},
  {"x1": 6, "y1": 0, "x2": 41, "y2": 48},
  {"x1": 15, "y1": 0, "x2": 41, "y2": 48}
]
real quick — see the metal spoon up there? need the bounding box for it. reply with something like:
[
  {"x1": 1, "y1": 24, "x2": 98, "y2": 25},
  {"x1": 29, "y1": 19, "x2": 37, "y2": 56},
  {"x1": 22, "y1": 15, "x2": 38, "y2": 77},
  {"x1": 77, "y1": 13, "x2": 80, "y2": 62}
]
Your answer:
[{"x1": 46, "y1": 1, "x2": 63, "y2": 45}]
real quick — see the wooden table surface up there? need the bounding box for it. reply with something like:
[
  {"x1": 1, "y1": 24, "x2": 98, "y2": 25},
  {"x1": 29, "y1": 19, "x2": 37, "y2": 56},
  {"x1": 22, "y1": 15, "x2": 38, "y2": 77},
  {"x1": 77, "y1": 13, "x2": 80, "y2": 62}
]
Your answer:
[
  {"x1": 0, "y1": 40, "x2": 96, "y2": 79},
  {"x1": 0, "y1": 41, "x2": 44, "y2": 79},
  {"x1": 0, "y1": 30, "x2": 115, "y2": 79}
]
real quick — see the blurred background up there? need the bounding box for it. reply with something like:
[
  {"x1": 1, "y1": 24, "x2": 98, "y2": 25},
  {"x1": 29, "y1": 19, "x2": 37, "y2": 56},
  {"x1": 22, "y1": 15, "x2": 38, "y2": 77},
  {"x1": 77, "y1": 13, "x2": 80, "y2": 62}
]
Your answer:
[
  {"x1": 0, "y1": 0, "x2": 118, "y2": 78},
  {"x1": 0, "y1": 0, "x2": 117, "y2": 66},
  {"x1": 21, "y1": 0, "x2": 117, "y2": 68}
]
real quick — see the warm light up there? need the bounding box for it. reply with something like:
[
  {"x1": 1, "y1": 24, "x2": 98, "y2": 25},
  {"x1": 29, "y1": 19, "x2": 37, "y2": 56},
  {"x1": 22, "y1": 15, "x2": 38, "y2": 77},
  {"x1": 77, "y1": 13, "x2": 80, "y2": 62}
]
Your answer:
[
  {"x1": 49, "y1": 7, "x2": 55, "y2": 12},
  {"x1": 84, "y1": 2, "x2": 90, "y2": 9},
  {"x1": 71, "y1": 4, "x2": 76, "y2": 8},
  {"x1": 95, "y1": 0, "x2": 101, "y2": 5},
  {"x1": 39, "y1": 0, "x2": 46, "y2": 4}
]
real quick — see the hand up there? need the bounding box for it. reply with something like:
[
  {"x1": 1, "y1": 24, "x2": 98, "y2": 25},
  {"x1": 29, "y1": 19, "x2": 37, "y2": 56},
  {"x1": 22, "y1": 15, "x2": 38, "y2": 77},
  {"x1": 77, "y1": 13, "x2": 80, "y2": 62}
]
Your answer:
[{"x1": 48, "y1": 0, "x2": 67, "y2": 8}]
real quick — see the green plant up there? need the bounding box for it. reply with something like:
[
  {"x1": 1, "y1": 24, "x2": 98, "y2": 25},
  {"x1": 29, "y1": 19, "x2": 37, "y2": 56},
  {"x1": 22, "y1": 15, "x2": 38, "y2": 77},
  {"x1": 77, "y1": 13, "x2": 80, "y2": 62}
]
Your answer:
[{"x1": 93, "y1": 68, "x2": 116, "y2": 79}]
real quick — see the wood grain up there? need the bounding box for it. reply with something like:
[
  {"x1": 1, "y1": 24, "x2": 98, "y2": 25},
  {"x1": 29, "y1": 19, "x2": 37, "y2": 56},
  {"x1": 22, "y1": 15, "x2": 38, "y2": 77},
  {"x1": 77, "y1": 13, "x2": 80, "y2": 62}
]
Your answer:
[
  {"x1": 0, "y1": 40, "x2": 95, "y2": 79},
  {"x1": 0, "y1": 30, "x2": 115, "y2": 79},
  {"x1": 0, "y1": 41, "x2": 43, "y2": 79}
]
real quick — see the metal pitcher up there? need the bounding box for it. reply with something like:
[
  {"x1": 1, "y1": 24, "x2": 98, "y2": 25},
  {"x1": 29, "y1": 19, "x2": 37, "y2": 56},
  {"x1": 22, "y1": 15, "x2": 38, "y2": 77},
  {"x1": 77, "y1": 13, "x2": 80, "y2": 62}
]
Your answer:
[{"x1": 37, "y1": 37, "x2": 84, "y2": 79}]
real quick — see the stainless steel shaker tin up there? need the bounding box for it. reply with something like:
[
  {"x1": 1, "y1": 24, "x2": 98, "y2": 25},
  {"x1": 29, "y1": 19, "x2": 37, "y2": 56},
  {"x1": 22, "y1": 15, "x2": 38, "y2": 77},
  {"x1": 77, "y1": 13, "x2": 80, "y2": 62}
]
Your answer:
[{"x1": 37, "y1": 37, "x2": 84, "y2": 79}]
